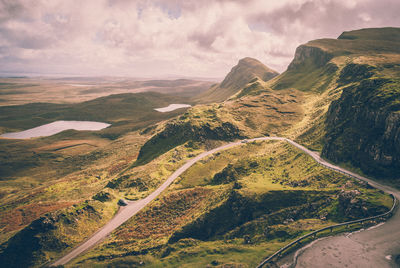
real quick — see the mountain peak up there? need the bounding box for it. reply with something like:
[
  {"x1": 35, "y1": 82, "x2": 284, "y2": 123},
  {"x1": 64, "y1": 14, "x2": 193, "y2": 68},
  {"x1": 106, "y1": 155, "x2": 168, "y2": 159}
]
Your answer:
[
  {"x1": 220, "y1": 57, "x2": 278, "y2": 90},
  {"x1": 237, "y1": 57, "x2": 277, "y2": 74},
  {"x1": 196, "y1": 57, "x2": 278, "y2": 103},
  {"x1": 238, "y1": 57, "x2": 261, "y2": 64}
]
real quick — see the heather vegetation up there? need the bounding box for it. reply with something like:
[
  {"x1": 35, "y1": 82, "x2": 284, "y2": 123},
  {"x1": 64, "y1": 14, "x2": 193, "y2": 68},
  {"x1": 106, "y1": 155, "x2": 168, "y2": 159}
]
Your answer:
[
  {"x1": 69, "y1": 141, "x2": 390, "y2": 267},
  {"x1": 0, "y1": 27, "x2": 399, "y2": 267}
]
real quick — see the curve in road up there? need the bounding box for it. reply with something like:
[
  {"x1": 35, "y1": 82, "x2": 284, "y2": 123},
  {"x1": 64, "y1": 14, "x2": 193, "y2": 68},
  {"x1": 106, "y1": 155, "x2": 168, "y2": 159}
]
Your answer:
[{"x1": 52, "y1": 137, "x2": 399, "y2": 266}]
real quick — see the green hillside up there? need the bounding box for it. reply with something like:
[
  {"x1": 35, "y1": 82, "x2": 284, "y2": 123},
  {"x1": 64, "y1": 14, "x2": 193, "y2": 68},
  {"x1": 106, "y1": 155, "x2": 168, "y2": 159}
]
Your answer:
[
  {"x1": 196, "y1": 57, "x2": 279, "y2": 103},
  {"x1": 273, "y1": 27, "x2": 400, "y2": 183},
  {"x1": 0, "y1": 27, "x2": 398, "y2": 267}
]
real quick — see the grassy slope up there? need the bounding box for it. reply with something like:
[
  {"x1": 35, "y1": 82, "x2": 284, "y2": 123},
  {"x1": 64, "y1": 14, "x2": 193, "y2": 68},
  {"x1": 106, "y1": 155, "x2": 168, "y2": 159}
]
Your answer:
[
  {"x1": 0, "y1": 91, "x2": 191, "y2": 201},
  {"x1": 0, "y1": 129, "x2": 149, "y2": 238},
  {"x1": 0, "y1": 90, "x2": 192, "y2": 255},
  {"x1": 271, "y1": 28, "x2": 400, "y2": 184},
  {"x1": 60, "y1": 28, "x2": 399, "y2": 266},
  {"x1": 70, "y1": 140, "x2": 390, "y2": 267},
  {"x1": 1, "y1": 27, "x2": 398, "y2": 267},
  {"x1": 135, "y1": 88, "x2": 304, "y2": 165}
]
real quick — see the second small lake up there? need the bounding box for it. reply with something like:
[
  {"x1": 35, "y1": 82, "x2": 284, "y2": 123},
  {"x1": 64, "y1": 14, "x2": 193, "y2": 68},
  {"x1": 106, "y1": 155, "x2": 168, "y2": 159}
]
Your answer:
[{"x1": 154, "y1": 104, "x2": 191, "y2": 112}]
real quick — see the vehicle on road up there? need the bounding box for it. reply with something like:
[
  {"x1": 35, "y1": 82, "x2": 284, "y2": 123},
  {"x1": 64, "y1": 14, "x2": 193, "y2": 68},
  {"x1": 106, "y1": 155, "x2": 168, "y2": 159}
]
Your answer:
[{"x1": 118, "y1": 199, "x2": 128, "y2": 206}]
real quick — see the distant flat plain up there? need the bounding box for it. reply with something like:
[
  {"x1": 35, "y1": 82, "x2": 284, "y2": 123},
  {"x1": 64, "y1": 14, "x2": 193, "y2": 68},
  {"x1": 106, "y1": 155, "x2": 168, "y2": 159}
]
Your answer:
[{"x1": 0, "y1": 77, "x2": 215, "y2": 106}]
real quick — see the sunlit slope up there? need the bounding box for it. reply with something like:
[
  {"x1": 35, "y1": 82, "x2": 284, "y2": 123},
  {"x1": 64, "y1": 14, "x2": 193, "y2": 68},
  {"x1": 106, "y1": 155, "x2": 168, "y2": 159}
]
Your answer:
[
  {"x1": 272, "y1": 27, "x2": 400, "y2": 183},
  {"x1": 196, "y1": 57, "x2": 278, "y2": 103},
  {"x1": 0, "y1": 27, "x2": 399, "y2": 268}
]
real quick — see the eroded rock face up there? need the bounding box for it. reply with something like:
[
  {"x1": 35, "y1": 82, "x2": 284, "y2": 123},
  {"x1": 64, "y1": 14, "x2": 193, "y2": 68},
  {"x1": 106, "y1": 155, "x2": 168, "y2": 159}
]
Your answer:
[
  {"x1": 322, "y1": 72, "x2": 400, "y2": 180},
  {"x1": 287, "y1": 45, "x2": 333, "y2": 70}
]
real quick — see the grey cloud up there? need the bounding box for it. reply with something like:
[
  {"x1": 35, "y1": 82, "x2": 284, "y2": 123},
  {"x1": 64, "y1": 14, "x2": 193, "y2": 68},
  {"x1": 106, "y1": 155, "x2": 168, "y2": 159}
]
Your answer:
[
  {"x1": 0, "y1": 0, "x2": 26, "y2": 23},
  {"x1": 248, "y1": 0, "x2": 400, "y2": 39},
  {"x1": 0, "y1": 0, "x2": 400, "y2": 77},
  {"x1": 268, "y1": 48, "x2": 293, "y2": 58},
  {"x1": 0, "y1": 26, "x2": 54, "y2": 49},
  {"x1": 188, "y1": 26, "x2": 225, "y2": 51},
  {"x1": 248, "y1": 1, "x2": 351, "y2": 36},
  {"x1": 189, "y1": 31, "x2": 218, "y2": 49}
]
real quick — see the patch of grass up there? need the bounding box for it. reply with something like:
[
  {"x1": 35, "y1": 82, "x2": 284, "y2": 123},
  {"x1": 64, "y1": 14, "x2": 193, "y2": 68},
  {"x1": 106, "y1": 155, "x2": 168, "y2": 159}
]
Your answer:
[
  {"x1": 71, "y1": 140, "x2": 391, "y2": 267},
  {"x1": 0, "y1": 198, "x2": 119, "y2": 267}
]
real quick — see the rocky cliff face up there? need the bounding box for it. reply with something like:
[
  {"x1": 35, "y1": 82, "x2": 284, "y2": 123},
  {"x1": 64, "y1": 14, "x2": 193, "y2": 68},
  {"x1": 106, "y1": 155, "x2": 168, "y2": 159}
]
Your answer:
[
  {"x1": 271, "y1": 43, "x2": 338, "y2": 92},
  {"x1": 278, "y1": 28, "x2": 400, "y2": 183},
  {"x1": 322, "y1": 72, "x2": 400, "y2": 180},
  {"x1": 287, "y1": 45, "x2": 333, "y2": 71}
]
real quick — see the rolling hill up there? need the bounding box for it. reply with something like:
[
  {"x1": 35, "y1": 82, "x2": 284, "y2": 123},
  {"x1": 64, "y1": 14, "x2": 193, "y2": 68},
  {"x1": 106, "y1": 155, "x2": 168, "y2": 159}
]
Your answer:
[{"x1": 0, "y1": 27, "x2": 399, "y2": 267}]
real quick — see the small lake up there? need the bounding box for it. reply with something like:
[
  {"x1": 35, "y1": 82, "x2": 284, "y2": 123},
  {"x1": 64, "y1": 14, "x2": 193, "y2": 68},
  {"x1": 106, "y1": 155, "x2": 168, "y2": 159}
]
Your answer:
[
  {"x1": 0, "y1": 120, "x2": 111, "y2": 139},
  {"x1": 154, "y1": 104, "x2": 191, "y2": 112}
]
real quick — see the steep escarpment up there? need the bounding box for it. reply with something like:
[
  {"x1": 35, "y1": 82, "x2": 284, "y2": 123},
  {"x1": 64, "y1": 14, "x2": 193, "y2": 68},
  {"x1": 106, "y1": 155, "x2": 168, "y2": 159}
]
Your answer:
[
  {"x1": 196, "y1": 57, "x2": 278, "y2": 103},
  {"x1": 275, "y1": 27, "x2": 400, "y2": 184},
  {"x1": 322, "y1": 76, "x2": 400, "y2": 180},
  {"x1": 288, "y1": 45, "x2": 333, "y2": 71},
  {"x1": 272, "y1": 44, "x2": 338, "y2": 92}
]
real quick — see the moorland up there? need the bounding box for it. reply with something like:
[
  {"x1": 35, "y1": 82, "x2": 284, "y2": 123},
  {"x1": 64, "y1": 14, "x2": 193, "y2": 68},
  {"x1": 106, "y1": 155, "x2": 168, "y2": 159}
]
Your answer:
[{"x1": 0, "y1": 27, "x2": 399, "y2": 267}]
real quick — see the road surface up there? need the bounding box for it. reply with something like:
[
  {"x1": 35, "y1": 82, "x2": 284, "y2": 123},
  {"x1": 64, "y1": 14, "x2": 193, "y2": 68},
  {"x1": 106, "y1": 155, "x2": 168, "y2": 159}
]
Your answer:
[
  {"x1": 279, "y1": 150, "x2": 400, "y2": 266},
  {"x1": 275, "y1": 141, "x2": 400, "y2": 267},
  {"x1": 52, "y1": 137, "x2": 264, "y2": 266},
  {"x1": 52, "y1": 137, "x2": 399, "y2": 266}
]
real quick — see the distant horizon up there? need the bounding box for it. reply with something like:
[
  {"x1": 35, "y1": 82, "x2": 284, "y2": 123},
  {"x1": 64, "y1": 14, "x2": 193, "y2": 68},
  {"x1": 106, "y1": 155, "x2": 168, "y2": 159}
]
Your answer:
[
  {"x1": 0, "y1": 71, "x2": 222, "y2": 82},
  {"x1": 1, "y1": 1, "x2": 400, "y2": 78}
]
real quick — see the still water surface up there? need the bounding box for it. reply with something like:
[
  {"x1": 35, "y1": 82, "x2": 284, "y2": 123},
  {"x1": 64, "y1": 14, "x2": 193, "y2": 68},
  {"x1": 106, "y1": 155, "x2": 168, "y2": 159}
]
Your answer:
[
  {"x1": 0, "y1": 120, "x2": 110, "y2": 139},
  {"x1": 154, "y1": 104, "x2": 191, "y2": 112}
]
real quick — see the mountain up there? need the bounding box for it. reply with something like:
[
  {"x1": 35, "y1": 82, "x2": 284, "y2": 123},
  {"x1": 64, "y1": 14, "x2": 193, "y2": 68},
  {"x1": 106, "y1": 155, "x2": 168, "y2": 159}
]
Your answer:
[
  {"x1": 137, "y1": 28, "x2": 400, "y2": 178},
  {"x1": 195, "y1": 57, "x2": 279, "y2": 103},
  {"x1": 275, "y1": 27, "x2": 400, "y2": 182},
  {"x1": 0, "y1": 28, "x2": 398, "y2": 267}
]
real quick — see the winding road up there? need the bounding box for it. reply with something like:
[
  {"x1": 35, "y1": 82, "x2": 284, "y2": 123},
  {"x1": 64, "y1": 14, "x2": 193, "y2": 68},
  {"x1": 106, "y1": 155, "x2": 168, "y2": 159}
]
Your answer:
[{"x1": 51, "y1": 137, "x2": 400, "y2": 267}]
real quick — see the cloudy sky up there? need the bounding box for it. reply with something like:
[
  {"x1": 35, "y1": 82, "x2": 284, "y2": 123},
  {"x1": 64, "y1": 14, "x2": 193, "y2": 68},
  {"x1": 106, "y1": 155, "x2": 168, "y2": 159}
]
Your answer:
[{"x1": 1, "y1": 0, "x2": 400, "y2": 78}]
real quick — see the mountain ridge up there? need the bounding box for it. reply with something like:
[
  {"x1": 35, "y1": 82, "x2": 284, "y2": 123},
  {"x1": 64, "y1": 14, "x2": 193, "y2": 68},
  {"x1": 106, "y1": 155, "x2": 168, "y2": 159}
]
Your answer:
[
  {"x1": 274, "y1": 27, "x2": 400, "y2": 183},
  {"x1": 0, "y1": 27, "x2": 399, "y2": 267}
]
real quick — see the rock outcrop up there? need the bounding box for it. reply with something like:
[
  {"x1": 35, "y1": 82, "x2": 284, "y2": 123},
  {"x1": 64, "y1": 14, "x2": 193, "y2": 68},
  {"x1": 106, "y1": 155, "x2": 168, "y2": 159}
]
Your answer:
[
  {"x1": 337, "y1": 190, "x2": 367, "y2": 219},
  {"x1": 322, "y1": 75, "x2": 400, "y2": 180},
  {"x1": 287, "y1": 45, "x2": 333, "y2": 71}
]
